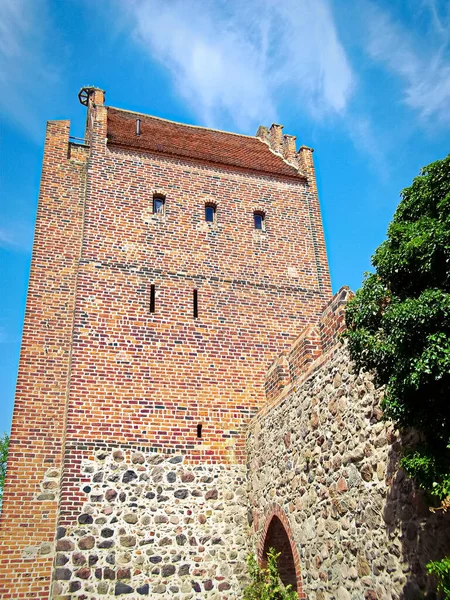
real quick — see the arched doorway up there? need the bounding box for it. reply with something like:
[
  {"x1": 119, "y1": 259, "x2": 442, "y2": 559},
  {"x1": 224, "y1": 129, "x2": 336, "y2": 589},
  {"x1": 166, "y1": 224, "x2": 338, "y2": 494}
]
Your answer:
[{"x1": 262, "y1": 515, "x2": 298, "y2": 592}]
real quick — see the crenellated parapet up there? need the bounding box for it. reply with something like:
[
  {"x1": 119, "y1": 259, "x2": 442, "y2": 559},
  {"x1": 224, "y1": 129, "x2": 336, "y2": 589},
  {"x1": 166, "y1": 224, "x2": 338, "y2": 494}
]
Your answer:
[
  {"x1": 256, "y1": 123, "x2": 314, "y2": 178},
  {"x1": 265, "y1": 286, "x2": 353, "y2": 404}
]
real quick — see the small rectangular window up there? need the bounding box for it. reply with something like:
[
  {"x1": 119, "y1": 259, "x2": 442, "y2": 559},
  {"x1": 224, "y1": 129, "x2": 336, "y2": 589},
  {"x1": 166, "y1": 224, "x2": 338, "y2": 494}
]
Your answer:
[
  {"x1": 150, "y1": 284, "x2": 155, "y2": 313},
  {"x1": 193, "y1": 289, "x2": 198, "y2": 318},
  {"x1": 254, "y1": 212, "x2": 265, "y2": 230},
  {"x1": 205, "y1": 204, "x2": 216, "y2": 223},
  {"x1": 153, "y1": 195, "x2": 165, "y2": 215}
]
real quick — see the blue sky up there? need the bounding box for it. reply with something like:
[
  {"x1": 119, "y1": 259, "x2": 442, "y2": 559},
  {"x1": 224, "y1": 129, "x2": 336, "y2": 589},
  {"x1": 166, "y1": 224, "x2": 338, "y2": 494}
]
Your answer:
[{"x1": 1, "y1": 0, "x2": 449, "y2": 436}]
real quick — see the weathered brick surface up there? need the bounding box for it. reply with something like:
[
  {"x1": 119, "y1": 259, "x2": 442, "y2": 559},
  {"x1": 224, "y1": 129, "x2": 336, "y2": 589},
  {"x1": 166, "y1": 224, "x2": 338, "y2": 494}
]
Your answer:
[
  {"x1": 0, "y1": 123, "x2": 87, "y2": 598},
  {"x1": 61, "y1": 96, "x2": 330, "y2": 468},
  {"x1": 0, "y1": 87, "x2": 331, "y2": 597},
  {"x1": 263, "y1": 288, "x2": 351, "y2": 410}
]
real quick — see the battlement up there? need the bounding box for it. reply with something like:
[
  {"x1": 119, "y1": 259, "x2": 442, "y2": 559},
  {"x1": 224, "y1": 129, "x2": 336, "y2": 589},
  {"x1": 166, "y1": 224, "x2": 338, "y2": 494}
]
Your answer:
[
  {"x1": 265, "y1": 286, "x2": 352, "y2": 403},
  {"x1": 256, "y1": 123, "x2": 315, "y2": 174}
]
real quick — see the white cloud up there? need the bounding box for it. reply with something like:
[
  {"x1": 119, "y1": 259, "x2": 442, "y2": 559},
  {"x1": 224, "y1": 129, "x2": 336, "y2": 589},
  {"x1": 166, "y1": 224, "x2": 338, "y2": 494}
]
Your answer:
[
  {"x1": 276, "y1": 0, "x2": 354, "y2": 117},
  {"x1": 0, "y1": 0, "x2": 61, "y2": 141},
  {"x1": 0, "y1": 228, "x2": 15, "y2": 248},
  {"x1": 363, "y1": 1, "x2": 450, "y2": 124},
  {"x1": 420, "y1": 0, "x2": 450, "y2": 39},
  {"x1": 0, "y1": 223, "x2": 33, "y2": 252},
  {"x1": 120, "y1": 0, "x2": 354, "y2": 131},
  {"x1": 346, "y1": 117, "x2": 389, "y2": 174}
]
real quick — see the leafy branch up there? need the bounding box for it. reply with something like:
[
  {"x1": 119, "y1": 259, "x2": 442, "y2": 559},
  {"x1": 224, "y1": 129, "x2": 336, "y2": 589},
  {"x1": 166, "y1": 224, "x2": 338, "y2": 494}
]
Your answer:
[
  {"x1": 344, "y1": 154, "x2": 450, "y2": 596},
  {"x1": 243, "y1": 547, "x2": 298, "y2": 600}
]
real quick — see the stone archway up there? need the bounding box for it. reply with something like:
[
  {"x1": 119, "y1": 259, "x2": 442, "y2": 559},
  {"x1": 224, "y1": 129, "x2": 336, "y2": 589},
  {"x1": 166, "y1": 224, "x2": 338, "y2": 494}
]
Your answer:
[{"x1": 258, "y1": 505, "x2": 304, "y2": 597}]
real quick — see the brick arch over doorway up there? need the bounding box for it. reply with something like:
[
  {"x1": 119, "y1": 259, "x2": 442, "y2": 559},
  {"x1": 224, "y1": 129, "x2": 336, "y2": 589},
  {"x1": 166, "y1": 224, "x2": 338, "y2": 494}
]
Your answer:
[{"x1": 258, "y1": 504, "x2": 305, "y2": 598}]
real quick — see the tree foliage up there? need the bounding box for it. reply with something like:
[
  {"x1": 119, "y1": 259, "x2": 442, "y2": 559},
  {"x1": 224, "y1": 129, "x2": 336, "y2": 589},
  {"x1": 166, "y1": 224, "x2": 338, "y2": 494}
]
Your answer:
[
  {"x1": 243, "y1": 548, "x2": 298, "y2": 600},
  {"x1": 427, "y1": 556, "x2": 450, "y2": 597},
  {"x1": 344, "y1": 154, "x2": 450, "y2": 595},
  {"x1": 0, "y1": 432, "x2": 9, "y2": 509},
  {"x1": 345, "y1": 154, "x2": 450, "y2": 494}
]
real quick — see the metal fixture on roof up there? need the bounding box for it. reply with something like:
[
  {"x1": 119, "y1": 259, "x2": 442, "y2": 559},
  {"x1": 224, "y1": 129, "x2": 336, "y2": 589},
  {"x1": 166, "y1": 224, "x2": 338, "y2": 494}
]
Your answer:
[{"x1": 78, "y1": 86, "x2": 105, "y2": 106}]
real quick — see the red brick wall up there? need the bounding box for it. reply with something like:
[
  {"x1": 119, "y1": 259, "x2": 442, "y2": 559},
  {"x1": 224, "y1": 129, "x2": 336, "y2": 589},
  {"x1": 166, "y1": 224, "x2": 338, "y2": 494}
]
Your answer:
[
  {"x1": 263, "y1": 287, "x2": 353, "y2": 407},
  {"x1": 319, "y1": 286, "x2": 352, "y2": 352},
  {"x1": 0, "y1": 89, "x2": 332, "y2": 594},
  {"x1": 61, "y1": 99, "x2": 331, "y2": 472},
  {"x1": 288, "y1": 324, "x2": 322, "y2": 382},
  {"x1": 0, "y1": 123, "x2": 87, "y2": 598}
]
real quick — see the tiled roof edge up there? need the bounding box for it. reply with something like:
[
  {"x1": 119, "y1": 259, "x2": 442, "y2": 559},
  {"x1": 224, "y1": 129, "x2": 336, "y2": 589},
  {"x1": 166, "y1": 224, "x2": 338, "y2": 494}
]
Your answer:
[
  {"x1": 107, "y1": 106, "x2": 307, "y2": 179},
  {"x1": 107, "y1": 106, "x2": 260, "y2": 141}
]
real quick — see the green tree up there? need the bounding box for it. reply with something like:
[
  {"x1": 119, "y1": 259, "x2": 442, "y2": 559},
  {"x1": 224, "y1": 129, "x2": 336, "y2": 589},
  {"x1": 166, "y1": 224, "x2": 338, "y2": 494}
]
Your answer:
[
  {"x1": 0, "y1": 432, "x2": 9, "y2": 509},
  {"x1": 427, "y1": 556, "x2": 450, "y2": 597},
  {"x1": 344, "y1": 154, "x2": 450, "y2": 594},
  {"x1": 243, "y1": 548, "x2": 298, "y2": 600}
]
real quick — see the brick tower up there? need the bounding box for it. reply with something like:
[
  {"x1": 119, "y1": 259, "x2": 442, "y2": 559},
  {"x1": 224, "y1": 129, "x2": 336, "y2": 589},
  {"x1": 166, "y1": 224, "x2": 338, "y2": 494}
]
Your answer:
[{"x1": 0, "y1": 87, "x2": 331, "y2": 598}]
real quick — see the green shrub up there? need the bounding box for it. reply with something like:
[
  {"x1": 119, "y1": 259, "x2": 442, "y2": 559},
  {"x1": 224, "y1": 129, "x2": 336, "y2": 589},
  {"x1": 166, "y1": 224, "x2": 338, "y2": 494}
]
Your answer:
[
  {"x1": 344, "y1": 155, "x2": 450, "y2": 594},
  {"x1": 427, "y1": 557, "x2": 450, "y2": 598},
  {"x1": 401, "y1": 447, "x2": 450, "y2": 501},
  {"x1": 243, "y1": 547, "x2": 298, "y2": 600}
]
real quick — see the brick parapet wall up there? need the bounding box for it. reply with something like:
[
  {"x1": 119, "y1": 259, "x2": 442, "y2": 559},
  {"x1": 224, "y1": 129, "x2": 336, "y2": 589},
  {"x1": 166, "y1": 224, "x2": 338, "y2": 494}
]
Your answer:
[
  {"x1": 0, "y1": 121, "x2": 87, "y2": 598},
  {"x1": 69, "y1": 142, "x2": 90, "y2": 161},
  {"x1": 319, "y1": 285, "x2": 351, "y2": 353},
  {"x1": 264, "y1": 286, "x2": 352, "y2": 408}
]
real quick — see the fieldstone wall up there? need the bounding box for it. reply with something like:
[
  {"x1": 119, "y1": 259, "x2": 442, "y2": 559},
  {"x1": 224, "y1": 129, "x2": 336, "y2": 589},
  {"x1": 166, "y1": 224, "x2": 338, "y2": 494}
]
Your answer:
[
  {"x1": 247, "y1": 343, "x2": 450, "y2": 599},
  {"x1": 52, "y1": 448, "x2": 250, "y2": 599}
]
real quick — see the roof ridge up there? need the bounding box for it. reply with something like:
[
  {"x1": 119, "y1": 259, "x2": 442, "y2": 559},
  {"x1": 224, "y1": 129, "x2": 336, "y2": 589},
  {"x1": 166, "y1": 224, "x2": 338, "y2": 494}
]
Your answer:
[
  {"x1": 107, "y1": 107, "x2": 306, "y2": 179},
  {"x1": 107, "y1": 106, "x2": 259, "y2": 142}
]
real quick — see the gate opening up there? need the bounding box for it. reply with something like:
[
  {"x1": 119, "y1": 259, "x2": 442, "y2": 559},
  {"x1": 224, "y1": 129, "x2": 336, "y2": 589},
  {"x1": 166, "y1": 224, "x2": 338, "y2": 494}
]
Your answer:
[{"x1": 262, "y1": 516, "x2": 298, "y2": 592}]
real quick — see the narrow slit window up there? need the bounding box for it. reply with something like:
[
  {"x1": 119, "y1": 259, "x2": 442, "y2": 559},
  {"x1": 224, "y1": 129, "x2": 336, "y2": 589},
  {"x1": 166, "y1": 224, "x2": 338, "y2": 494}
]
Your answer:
[
  {"x1": 153, "y1": 194, "x2": 165, "y2": 215},
  {"x1": 197, "y1": 424, "x2": 203, "y2": 438},
  {"x1": 254, "y1": 211, "x2": 265, "y2": 230},
  {"x1": 193, "y1": 289, "x2": 198, "y2": 318},
  {"x1": 136, "y1": 118, "x2": 141, "y2": 136},
  {"x1": 150, "y1": 284, "x2": 155, "y2": 313},
  {"x1": 205, "y1": 204, "x2": 216, "y2": 223}
]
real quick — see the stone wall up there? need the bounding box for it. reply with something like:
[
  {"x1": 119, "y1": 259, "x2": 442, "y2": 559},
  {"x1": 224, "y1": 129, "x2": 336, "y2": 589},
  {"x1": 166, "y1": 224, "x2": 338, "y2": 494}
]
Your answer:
[
  {"x1": 52, "y1": 446, "x2": 250, "y2": 599},
  {"x1": 247, "y1": 342, "x2": 450, "y2": 599}
]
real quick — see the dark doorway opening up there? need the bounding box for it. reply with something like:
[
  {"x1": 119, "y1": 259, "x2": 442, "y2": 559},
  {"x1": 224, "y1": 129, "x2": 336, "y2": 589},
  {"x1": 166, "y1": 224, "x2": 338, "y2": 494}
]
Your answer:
[{"x1": 262, "y1": 516, "x2": 298, "y2": 592}]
